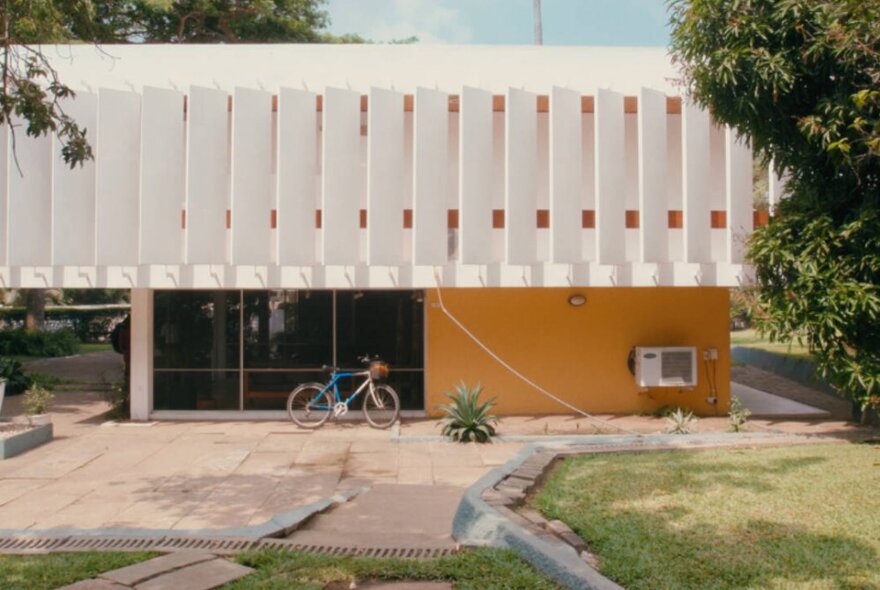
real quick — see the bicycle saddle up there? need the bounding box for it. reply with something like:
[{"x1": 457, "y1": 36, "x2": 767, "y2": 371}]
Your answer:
[{"x1": 321, "y1": 365, "x2": 338, "y2": 374}]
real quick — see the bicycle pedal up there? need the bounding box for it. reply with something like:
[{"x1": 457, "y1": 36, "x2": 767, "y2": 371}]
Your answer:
[{"x1": 333, "y1": 402, "x2": 348, "y2": 417}]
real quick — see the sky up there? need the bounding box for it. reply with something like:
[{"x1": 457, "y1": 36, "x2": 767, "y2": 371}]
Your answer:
[{"x1": 325, "y1": 0, "x2": 671, "y2": 46}]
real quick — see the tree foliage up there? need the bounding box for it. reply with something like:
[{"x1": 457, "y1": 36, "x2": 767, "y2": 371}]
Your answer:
[{"x1": 670, "y1": 0, "x2": 880, "y2": 410}]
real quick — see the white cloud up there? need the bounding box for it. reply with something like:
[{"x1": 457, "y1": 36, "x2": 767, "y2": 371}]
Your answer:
[{"x1": 327, "y1": 0, "x2": 473, "y2": 44}]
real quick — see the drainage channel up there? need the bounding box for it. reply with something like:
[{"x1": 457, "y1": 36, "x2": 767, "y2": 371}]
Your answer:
[{"x1": 0, "y1": 535, "x2": 457, "y2": 560}]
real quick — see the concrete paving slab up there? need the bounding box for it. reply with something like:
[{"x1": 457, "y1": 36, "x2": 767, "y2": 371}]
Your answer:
[
  {"x1": 134, "y1": 558, "x2": 253, "y2": 590},
  {"x1": 100, "y1": 551, "x2": 216, "y2": 586},
  {"x1": 290, "y1": 483, "x2": 460, "y2": 549},
  {"x1": 732, "y1": 382, "x2": 830, "y2": 417}
]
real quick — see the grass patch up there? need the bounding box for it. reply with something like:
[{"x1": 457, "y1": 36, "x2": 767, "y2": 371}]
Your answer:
[
  {"x1": 532, "y1": 443, "x2": 880, "y2": 590},
  {"x1": 730, "y1": 328, "x2": 812, "y2": 360},
  {"x1": 79, "y1": 343, "x2": 113, "y2": 355},
  {"x1": 228, "y1": 547, "x2": 559, "y2": 589},
  {"x1": 0, "y1": 552, "x2": 156, "y2": 590}
]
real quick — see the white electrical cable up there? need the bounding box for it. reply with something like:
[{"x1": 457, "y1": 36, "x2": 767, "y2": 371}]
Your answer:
[{"x1": 432, "y1": 273, "x2": 642, "y2": 436}]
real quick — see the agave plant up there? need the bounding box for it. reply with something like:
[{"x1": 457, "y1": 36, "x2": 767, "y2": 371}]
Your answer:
[
  {"x1": 437, "y1": 382, "x2": 499, "y2": 443},
  {"x1": 665, "y1": 407, "x2": 696, "y2": 435}
]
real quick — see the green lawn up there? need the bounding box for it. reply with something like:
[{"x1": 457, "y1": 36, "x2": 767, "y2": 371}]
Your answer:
[
  {"x1": 730, "y1": 328, "x2": 812, "y2": 360},
  {"x1": 0, "y1": 548, "x2": 557, "y2": 590},
  {"x1": 0, "y1": 552, "x2": 156, "y2": 590},
  {"x1": 228, "y1": 548, "x2": 558, "y2": 589},
  {"x1": 79, "y1": 342, "x2": 113, "y2": 355},
  {"x1": 531, "y1": 443, "x2": 880, "y2": 590}
]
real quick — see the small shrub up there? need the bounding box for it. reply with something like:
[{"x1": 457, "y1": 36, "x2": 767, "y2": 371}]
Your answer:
[
  {"x1": 28, "y1": 372, "x2": 64, "y2": 389},
  {"x1": 0, "y1": 358, "x2": 31, "y2": 394},
  {"x1": 729, "y1": 395, "x2": 752, "y2": 432},
  {"x1": 22, "y1": 385, "x2": 54, "y2": 415},
  {"x1": 665, "y1": 407, "x2": 697, "y2": 434},
  {"x1": 437, "y1": 382, "x2": 499, "y2": 443},
  {"x1": 0, "y1": 328, "x2": 79, "y2": 357},
  {"x1": 104, "y1": 379, "x2": 130, "y2": 420}
]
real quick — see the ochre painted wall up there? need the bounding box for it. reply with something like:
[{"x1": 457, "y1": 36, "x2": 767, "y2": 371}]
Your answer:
[{"x1": 425, "y1": 287, "x2": 730, "y2": 416}]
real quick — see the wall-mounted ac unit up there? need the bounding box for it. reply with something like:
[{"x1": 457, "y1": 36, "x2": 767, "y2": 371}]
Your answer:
[{"x1": 634, "y1": 347, "x2": 697, "y2": 388}]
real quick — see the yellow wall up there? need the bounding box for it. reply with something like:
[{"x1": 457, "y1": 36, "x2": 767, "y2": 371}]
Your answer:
[{"x1": 425, "y1": 287, "x2": 730, "y2": 416}]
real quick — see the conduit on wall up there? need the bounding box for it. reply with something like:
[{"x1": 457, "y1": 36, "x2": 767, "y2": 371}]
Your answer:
[{"x1": 432, "y1": 272, "x2": 642, "y2": 436}]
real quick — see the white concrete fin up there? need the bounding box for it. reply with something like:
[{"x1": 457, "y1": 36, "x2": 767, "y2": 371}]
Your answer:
[
  {"x1": 140, "y1": 86, "x2": 184, "y2": 264},
  {"x1": 726, "y1": 127, "x2": 753, "y2": 264},
  {"x1": 682, "y1": 101, "x2": 711, "y2": 263},
  {"x1": 549, "y1": 86, "x2": 582, "y2": 263},
  {"x1": 638, "y1": 87, "x2": 668, "y2": 263},
  {"x1": 505, "y1": 87, "x2": 537, "y2": 265},
  {"x1": 185, "y1": 85, "x2": 229, "y2": 264},
  {"x1": 53, "y1": 92, "x2": 97, "y2": 266},
  {"x1": 413, "y1": 87, "x2": 449, "y2": 266},
  {"x1": 231, "y1": 86, "x2": 273, "y2": 265},
  {"x1": 769, "y1": 159, "x2": 787, "y2": 211},
  {"x1": 8, "y1": 117, "x2": 52, "y2": 266},
  {"x1": 367, "y1": 86, "x2": 405, "y2": 265},
  {"x1": 459, "y1": 85, "x2": 494, "y2": 264},
  {"x1": 321, "y1": 86, "x2": 361, "y2": 265},
  {"x1": 96, "y1": 88, "x2": 141, "y2": 265},
  {"x1": 277, "y1": 87, "x2": 318, "y2": 265},
  {"x1": 594, "y1": 88, "x2": 625, "y2": 265}
]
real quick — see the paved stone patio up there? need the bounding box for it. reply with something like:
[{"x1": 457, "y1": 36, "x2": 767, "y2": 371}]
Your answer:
[{"x1": 0, "y1": 352, "x2": 872, "y2": 541}]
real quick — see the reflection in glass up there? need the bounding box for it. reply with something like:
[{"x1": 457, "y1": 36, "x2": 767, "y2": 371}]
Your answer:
[
  {"x1": 243, "y1": 290, "x2": 333, "y2": 369},
  {"x1": 154, "y1": 291, "x2": 240, "y2": 369}
]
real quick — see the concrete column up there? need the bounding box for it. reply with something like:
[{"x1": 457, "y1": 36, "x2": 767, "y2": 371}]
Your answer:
[{"x1": 130, "y1": 288, "x2": 153, "y2": 421}]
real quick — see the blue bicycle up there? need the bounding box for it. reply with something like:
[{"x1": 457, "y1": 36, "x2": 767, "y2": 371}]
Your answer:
[{"x1": 286, "y1": 355, "x2": 400, "y2": 429}]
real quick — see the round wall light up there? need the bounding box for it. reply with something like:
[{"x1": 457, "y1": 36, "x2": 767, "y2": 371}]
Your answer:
[{"x1": 568, "y1": 294, "x2": 587, "y2": 307}]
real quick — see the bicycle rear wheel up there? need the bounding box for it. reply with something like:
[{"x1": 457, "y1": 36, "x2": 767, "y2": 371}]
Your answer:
[
  {"x1": 287, "y1": 383, "x2": 332, "y2": 428},
  {"x1": 363, "y1": 384, "x2": 400, "y2": 429}
]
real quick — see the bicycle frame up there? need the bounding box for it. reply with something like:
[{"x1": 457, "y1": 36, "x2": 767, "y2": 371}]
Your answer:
[{"x1": 310, "y1": 370, "x2": 378, "y2": 411}]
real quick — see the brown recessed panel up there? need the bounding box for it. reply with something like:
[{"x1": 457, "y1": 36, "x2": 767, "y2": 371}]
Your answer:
[
  {"x1": 360, "y1": 95, "x2": 369, "y2": 112},
  {"x1": 624, "y1": 96, "x2": 638, "y2": 114},
  {"x1": 710, "y1": 210, "x2": 727, "y2": 229},
  {"x1": 226, "y1": 209, "x2": 231, "y2": 229},
  {"x1": 227, "y1": 96, "x2": 233, "y2": 112},
  {"x1": 404, "y1": 95, "x2": 414, "y2": 112},
  {"x1": 359, "y1": 209, "x2": 367, "y2": 229},
  {"x1": 582, "y1": 210, "x2": 596, "y2": 228},
  {"x1": 537, "y1": 95, "x2": 549, "y2": 113},
  {"x1": 271, "y1": 95, "x2": 278, "y2": 113},
  {"x1": 403, "y1": 209, "x2": 413, "y2": 229},
  {"x1": 181, "y1": 209, "x2": 186, "y2": 229},
  {"x1": 448, "y1": 96, "x2": 460, "y2": 113},
  {"x1": 666, "y1": 96, "x2": 682, "y2": 114},
  {"x1": 492, "y1": 209, "x2": 505, "y2": 229},
  {"x1": 447, "y1": 209, "x2": 459, "y2": 228},
  {"x1": 754, "y1": 209, "x2": 770, "y2": 228},
  {"x1": 581, "y1": 96, "x2": 595, "y2": 113},
  {"x1": 316, "y1": 95, "x2": 323, "y2": 112},
  {"x1": 270, "y1": 209, "x2": 277, "y2": 229},
  {"x1": 492, "y1": 95, "x2": 506, "y2": 112},
  {"x1": 625, "y1": 210, "x2": 640, "y2": 228},
  {"x1": 315, "y1": 209, "x2": 322, "y2": 229},
  {"x1": 536, "y1": 209, "x2": 550, "y2": 228},
  {"x1": 668, "y1": 210, "x2": 683, "y2": 229}
]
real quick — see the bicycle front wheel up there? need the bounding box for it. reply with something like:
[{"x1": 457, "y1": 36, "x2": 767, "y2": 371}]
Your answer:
[
  {"x1": 287, "y1": 383, "x2": 332, "y2": 428},
  {"x1": 363, "y1": 384, "x2": 400, "y2": 429}
]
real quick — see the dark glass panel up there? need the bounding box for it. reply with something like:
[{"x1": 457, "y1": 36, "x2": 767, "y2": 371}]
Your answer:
[
  {"x1": 153, "y1": 290, "x2": 240, "y2": 369},
  {"x1": 153, "y1": 371, "x2": 239, "y2": 410},
  {"x1": 243, "y1": 290, "x2": 333, "y2": 369},
  {"x1": 243, "y1": 370, "x2": 327, "y2": 410},
  {"x1": 335, "y1": 290, "x2": 424, "y2": 369}
]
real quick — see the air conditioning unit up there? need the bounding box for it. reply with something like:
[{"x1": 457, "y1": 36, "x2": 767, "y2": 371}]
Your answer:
[{"x1": 634, "y1": 347, "x2": 697, "y2": 388}]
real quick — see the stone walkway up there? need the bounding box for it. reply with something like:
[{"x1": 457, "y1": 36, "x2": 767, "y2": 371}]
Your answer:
[{"x1": 59, "y1": 551, "x2": 253, "y2": 590}]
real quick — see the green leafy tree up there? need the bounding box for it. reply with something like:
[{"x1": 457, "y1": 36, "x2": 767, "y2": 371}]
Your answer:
[{"x1": 670, "y1": 0, "x2": 880, "y2": 414}]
